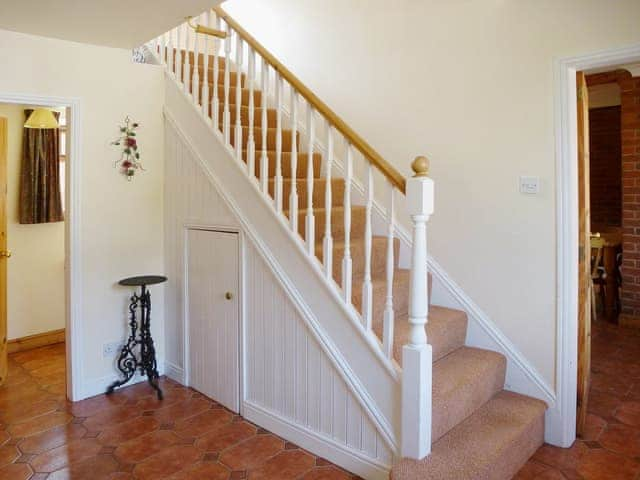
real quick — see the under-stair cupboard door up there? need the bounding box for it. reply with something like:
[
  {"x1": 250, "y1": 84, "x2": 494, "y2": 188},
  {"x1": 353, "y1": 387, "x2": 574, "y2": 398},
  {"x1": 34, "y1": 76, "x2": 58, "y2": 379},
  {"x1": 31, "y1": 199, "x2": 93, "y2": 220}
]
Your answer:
[
  {"x1": 0, "y1": 117, "x2": 6, "y2": 387},
  {"x1": 187, "y1": 228, "x2": 240, "y2": 413}
]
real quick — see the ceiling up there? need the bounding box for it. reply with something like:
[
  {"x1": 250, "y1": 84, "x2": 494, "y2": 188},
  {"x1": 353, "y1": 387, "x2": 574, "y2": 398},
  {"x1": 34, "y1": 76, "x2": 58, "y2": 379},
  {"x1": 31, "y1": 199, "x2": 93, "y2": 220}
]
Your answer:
[{"x1": 0, "y1": 0, "x2": 223, "y2": 49}]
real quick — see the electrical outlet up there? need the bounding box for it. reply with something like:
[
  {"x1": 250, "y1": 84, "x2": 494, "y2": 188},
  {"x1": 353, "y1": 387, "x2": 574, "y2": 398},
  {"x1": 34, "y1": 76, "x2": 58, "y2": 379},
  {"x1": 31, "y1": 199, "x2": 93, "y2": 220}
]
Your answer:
[
  {"x1": 519, "y1": 176, "x2": 540, "y2": 195},
  {"x1": 103, "y1": 341, "x2": 122, "y2": 357}
]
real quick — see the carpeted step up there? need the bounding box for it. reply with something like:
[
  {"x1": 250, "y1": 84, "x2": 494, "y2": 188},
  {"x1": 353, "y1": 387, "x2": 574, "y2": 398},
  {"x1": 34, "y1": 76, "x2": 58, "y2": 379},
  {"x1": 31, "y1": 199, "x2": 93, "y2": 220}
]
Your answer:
[
  {"x1": 210, "y1": 85, "x2": 262, "y2": 107},
  {"x1": 216, "y1": 105, "x2": 277, "y2": 129},
  {"x1": 243, "y1": 151, "x2": 322, "y2": 179},
  {"x1": 229, "y1": 125, "x2": 298, "y2": 152},
  {"x1": 391, "y1": 391, "x2": 546, "y2": 480},
  {"x1": 173, "y1": 63, "x2": 246, "y2": 89},
  {"x1": 269, "y1": 178, "x2": 345, "y2": 212},
  {"x1": 316, "y1": 236, "x2": 398, "y2": 285},
  {"x1": 285, "y1": 206, "x2": 367, "y2": 245},
  {"x1": 431, "y1": 347, "x2": 505, "y2": 442}
]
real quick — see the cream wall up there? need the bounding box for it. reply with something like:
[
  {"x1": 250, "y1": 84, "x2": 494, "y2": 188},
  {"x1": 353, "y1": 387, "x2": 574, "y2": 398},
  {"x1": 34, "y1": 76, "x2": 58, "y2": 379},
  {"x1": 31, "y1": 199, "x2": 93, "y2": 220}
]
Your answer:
[
  {"x1": 0, "y1": 29, "x2": 164, "y2": 397},
  {"x1": 0, "y1": 103, "x2": 65, "y2": 340},
  {"x1": 223, "y1": 0, "x2": 640, "y2": 387}
]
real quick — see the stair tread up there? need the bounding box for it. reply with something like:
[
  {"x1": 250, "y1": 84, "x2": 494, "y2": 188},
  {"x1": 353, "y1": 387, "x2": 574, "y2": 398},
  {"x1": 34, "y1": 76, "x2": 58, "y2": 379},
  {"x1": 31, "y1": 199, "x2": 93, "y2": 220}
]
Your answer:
[
  {"x1": 392, "y1": 391, "x2": 546, "y2": 480},
  {"x1": 432, "y1": 347, "x2": 505, "y2": 442}
]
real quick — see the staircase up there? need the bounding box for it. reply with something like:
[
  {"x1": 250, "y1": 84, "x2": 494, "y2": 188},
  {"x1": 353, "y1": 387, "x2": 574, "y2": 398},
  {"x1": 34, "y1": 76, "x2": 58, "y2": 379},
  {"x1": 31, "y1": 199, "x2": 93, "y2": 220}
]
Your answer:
[{"x1": 151, "y1": 7, "x2": 546, "y2": 479}]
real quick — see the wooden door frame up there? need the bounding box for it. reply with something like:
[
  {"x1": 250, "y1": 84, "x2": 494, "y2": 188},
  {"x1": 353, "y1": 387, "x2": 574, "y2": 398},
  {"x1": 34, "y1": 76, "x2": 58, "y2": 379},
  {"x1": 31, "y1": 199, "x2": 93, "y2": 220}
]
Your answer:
[
  {"x1": 552, "y1": 44, "x2": 640, "y2": 448},
  {"x1": 182, "y1": 224, "x2": 244, "y2": 411},
  {"x1": 0, "y1": 92, "x2": 83, "y2": 401}
]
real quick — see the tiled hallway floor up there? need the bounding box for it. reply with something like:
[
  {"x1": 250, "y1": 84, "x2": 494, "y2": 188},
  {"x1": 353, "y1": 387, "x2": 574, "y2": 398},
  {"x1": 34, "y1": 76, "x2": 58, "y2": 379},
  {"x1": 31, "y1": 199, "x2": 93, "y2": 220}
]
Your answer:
[
  {"x1": 515, "y1": 320, "x2": 640, "y2": 479},
  {"x1": 0, "y1": 343, "x2": 357, "y2": 479}
]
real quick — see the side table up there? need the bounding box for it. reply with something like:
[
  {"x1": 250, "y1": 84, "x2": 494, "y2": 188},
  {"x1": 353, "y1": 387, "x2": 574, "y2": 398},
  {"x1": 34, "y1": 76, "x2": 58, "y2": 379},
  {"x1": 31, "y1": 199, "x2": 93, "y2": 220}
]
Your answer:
[{"x1": 106, "y1": 275, "x2": 167, "y2": 400}]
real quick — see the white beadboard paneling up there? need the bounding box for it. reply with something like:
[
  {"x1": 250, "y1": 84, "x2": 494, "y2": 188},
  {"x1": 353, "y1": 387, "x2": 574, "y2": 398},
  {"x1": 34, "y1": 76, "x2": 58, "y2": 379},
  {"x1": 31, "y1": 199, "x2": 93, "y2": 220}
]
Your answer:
[{"x1": 244, "y1": 242, "x2": 392, "y2": 471}]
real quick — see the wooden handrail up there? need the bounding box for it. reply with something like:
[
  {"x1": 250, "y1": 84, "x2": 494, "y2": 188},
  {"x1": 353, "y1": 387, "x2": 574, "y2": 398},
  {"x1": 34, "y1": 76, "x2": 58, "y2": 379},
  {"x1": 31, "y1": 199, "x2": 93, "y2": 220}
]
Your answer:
[{"x1": 213, "y1": 5, "x2": 407, "y2": 194}]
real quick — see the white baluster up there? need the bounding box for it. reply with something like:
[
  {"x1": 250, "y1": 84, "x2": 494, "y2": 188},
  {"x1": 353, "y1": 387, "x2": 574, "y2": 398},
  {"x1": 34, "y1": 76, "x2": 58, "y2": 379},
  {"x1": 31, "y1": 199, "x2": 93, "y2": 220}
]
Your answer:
[
  {"x1": 235, "y1": 33, "x2": 243, "y2": 161},
  {"x1": 289, "y1": 89, "x2": 299, "y2": 231},
  {"x1": 247, "y1": 46, "x2": 256, "y2": 178},
  {"x1": 175, "y1": 24, "x2": 182, "y2": 85},
  {"x1": 201, "y1": 11, "x2": 210, "y2": 119},
  {"x1": 159, "y1": 33, "x2": 166, "y2": 65},
  {"x1": 305, "y1": 106, "x2": 316, "y2": 254},
  {"x1": 401, "y1": 156, "x2": 434, "y2": 460},
  {"x1": 192, "y1": 16, "x2": 200, "y2": 103},
  {"x1": 342, "y1": 143, "x2": 353, "y2": 303},
  {"x1": 223, "y1": 22, "x2": 232, "y2": 145},
  {"x1": 212, "y1": 15, "x2": 221, "y2": 130},
  {"x1": 167, "y1": 29, "x2": 174, "y2": 76},
  {"x1": 275, "y1": 73, "x2": 284, "y2": 212},
  {"x1": 362, "y1": 162, "x2": 373, "y2": 330},
  {"x1": 323, "y1": 125, "x2": 334, "y2": 279},
  {"x1": 383, "y1": 184, "x2": 395, "y2": 359},
  {"x1": 260, "y1": 59, "x2": 269, "y2": 195},
  {"x1": 183, "y1": 23, "x2": 191, "y2": 96}
]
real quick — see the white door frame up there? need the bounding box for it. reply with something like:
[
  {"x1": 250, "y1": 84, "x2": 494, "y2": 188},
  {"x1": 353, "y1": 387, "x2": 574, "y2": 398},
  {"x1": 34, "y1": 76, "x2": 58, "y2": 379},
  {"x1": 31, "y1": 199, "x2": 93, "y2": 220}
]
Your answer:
[
  {"x1": 182, "y1": 224, "x2": 243, "y2": 410},
  {"x1": 553, "y1": 43, "x2": 640, "y2": 447},
  {"x1": 0, "y1": 92, "x2": 82, "y2": 401}
]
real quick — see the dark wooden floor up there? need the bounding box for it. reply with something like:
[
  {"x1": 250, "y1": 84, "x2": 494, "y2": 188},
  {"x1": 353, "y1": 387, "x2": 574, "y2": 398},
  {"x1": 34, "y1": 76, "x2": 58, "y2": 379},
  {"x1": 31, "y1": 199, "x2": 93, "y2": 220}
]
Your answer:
[{"x1": 0, "y1": 343, "x2": 357, "y2": 479}]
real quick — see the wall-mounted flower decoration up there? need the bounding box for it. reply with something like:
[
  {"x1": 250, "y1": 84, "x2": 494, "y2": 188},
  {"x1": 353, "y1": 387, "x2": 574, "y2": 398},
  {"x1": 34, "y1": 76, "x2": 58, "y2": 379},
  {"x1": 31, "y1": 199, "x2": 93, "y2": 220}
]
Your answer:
[{"x1": 111, "y1": 116, "x2": 144, "y2": 180}]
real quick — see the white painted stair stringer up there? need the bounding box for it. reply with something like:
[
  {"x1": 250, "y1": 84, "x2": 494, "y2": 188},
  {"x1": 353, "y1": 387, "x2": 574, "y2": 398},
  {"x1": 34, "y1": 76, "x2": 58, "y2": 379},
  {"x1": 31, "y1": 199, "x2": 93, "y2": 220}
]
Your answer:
[{"x1": 163, "y1": 75, "x2": 401, "y2": 452}]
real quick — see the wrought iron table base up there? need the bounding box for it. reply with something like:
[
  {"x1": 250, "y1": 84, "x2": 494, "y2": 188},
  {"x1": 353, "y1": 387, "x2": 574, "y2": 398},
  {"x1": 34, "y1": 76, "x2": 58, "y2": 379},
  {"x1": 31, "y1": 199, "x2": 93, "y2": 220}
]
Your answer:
[{"x1": 106, "y1": 278, "x2": 165, "y2": 400}]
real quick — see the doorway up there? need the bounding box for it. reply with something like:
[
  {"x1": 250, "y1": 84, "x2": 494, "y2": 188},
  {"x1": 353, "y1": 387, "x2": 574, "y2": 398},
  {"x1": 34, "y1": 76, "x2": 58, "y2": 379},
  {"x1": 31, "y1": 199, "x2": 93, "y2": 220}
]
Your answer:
[
  {"x1": 186, "y1": 228, "x2": 241, "y2": 413},
  {"x1": 0, "y1": 95, "x2": 79, "y2": 402},
  {"x1": 576, "y1": 63, "x2": 640, "y2": 437}
]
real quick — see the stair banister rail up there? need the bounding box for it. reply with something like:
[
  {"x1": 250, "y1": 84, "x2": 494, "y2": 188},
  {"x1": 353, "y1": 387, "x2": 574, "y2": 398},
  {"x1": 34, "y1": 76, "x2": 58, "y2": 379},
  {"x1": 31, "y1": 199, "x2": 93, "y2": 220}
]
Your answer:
[
  {"x1": 212, "y1": 6, "x2": 406, "y2": 194},
  {"x1": 149, "y1": 9, "x2": 435, "y2": 461}
]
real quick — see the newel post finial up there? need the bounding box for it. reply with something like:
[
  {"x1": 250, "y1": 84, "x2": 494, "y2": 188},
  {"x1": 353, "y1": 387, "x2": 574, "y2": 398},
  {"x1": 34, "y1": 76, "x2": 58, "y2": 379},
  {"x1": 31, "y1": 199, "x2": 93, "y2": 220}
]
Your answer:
[
  {"x1": 411, "y1": 155, "x2": 429, "y2": 177},
  {"x1": 401, "y1": 155, "x2": 434, "y2": 460}
]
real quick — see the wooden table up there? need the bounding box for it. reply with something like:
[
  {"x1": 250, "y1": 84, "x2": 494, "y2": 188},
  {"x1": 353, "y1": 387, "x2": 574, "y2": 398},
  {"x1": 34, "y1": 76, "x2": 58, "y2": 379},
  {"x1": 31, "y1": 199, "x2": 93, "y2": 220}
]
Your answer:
[{"x1": 592, "y1": 228, "x2": 622, "y2": 321}]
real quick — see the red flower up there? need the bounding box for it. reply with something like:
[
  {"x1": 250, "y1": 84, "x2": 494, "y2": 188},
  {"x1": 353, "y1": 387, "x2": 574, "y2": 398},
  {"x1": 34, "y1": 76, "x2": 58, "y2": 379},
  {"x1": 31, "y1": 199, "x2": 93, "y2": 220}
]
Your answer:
[
  {"x1": 122, "y1": 160, "x2": 132, "y2": 169},
  {"x1": 126, "y1": 138, "x2": 137, "y2": 147}
]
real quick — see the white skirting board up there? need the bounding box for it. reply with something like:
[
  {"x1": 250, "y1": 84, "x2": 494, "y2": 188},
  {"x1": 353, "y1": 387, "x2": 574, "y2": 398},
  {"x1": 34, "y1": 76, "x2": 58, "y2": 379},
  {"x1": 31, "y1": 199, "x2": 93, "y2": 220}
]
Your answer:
[{"x1": 243, "y1": 401, "x2": 390, "y2": 480}]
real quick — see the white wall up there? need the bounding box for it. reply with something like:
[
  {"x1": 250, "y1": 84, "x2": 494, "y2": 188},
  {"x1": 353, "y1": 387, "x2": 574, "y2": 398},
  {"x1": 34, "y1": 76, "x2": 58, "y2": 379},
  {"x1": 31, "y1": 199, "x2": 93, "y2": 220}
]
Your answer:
[
  {"x1": 0, "y1": 103, "x2": 65, "y2": 340},
  {"x1": 0, "y1": 29, "x2": 165, "y2": 398},
  {"x1": 222, "y1": 0, "x2": 640, "y2": 388}
]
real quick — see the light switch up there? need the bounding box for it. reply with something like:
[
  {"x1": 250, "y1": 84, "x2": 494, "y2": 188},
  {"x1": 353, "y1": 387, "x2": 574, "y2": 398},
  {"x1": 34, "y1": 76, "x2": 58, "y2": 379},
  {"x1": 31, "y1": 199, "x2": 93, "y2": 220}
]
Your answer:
[{"x1": 519, "y1": 176, "x2": 540, "y2": 195}]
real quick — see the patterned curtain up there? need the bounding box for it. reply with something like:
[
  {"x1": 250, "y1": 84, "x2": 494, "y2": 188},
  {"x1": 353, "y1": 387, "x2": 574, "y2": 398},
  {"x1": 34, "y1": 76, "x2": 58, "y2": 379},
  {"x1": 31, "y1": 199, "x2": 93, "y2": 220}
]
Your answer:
[{"x1": 19, "y1": 109, "x2": 64, "y2": 224}]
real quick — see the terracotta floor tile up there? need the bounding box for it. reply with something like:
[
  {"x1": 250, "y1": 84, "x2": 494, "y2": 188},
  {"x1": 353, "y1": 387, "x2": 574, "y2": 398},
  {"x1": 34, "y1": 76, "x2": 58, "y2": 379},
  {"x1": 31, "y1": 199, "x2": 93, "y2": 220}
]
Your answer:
[
  {"x1": 114, "y1": 430, "x2": 181, "y2": 464},
  {"x1": 83, "y1": 405, "x2": 141, "y2": 432},
  {"x1": 248, "y1": 449, "x2": 315, "y2": 479},
  {"x1": 29, "y1": 363, "x2": 66, "y2": 379},
  {"x1": 513, "y1": 460, "x2": 567, "y2": 479},
  {"x1": 0, "y1": 445, "x2": 19, "y2": 468},
  {"x1": 614, "y1": 401, "x2": 640, "y2": 427},
  {"x1": 18, "y1": 423, "x2": 87, "y2": 455},
  {"x1": 587, "y1": 389, "x2": 624, "y2": 420},
  {"x1": 68, "y1": 393, "x2": 128, "y2": 418},
  {"x1": 30, "y1": 437, "x2": 102, "y2": 472},
  {"x1": 0, "y1": 383, "x2": 45, "y2": 408},
  {"x1": 0, "y1": 462, "x2": 32, "y2": 480},
  {"x1": 0, "y1": 431, "x2": 8, "y2": 447},
  {"x1": 7, "y1": 411, "x2": 72, "y2": 438},
  {"x1": 174, "y1": 408, "x2": 233, "y2": 439},
  {"x1": 166, "y1": 461, "x2": 230, "y2": 479},
  {"x1": 97, "y1": 415, "x2": 159, "y2": 446},
  {"x1": 0, "y1": 398, "x2": 59, "y2": 424},
  {"x1": 599, "y1": 423, "x2": 640, "y2": 457},
  {"x1": 135, "y1": 387, "x2": 191, "y2": 411},
  {"x1": 590, "y1": 371, "x2": 633, "y2": 397},
  {"x1": 107, "y1": 473, "x2": 135, "y2": 480},
  {"x1": 46, "y1": 454, "x2": 119, "y2": 480},
  {"x1": 220, "y1": 435, "x2": 284, "y2": 471},
  {"x1": 576, "y1": 448, "x2": 640, "y2": 479},
  {"x1": 132, "y1": 444, "x2": 202, "y2": 480},
  {"x1": 21, "y1": 356, "x2": 65, "y2": 372},
  {"x1": 152, "y1": 398, "x2": 212, "y2": 424},
  {"x1": 301, "y1": 467, "x2": 353, "y2": 480},
  {"x1": 195, "y1": 421, "x2": 257, "y2": 453}
]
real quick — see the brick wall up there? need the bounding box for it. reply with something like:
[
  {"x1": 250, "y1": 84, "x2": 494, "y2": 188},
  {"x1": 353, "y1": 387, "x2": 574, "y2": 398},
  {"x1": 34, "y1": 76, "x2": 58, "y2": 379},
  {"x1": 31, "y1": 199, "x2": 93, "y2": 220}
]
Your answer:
[
  {"x1": 620, "y1": 76, "x2": 640, "y2": 319},
  {"x1": 589, "y1": 106, "x2": 622, "y2": 227}
]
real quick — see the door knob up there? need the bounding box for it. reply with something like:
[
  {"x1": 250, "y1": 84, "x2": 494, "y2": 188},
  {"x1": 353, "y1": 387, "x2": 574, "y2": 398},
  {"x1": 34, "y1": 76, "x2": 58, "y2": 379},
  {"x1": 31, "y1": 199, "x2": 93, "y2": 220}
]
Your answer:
[
  {"x1": 225, "y1": 292, "x2": 233, "y2": 300},
  {"x1": 0, "y1": 250, "x2": 11, "y2": 258}
]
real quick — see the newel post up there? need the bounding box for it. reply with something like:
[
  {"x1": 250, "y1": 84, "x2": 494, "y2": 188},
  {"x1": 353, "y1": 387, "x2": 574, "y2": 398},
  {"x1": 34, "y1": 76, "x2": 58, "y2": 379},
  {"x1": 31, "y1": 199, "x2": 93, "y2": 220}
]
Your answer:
[{"x1": 401, "y1": 156, "x2": 434, "y2": 460}]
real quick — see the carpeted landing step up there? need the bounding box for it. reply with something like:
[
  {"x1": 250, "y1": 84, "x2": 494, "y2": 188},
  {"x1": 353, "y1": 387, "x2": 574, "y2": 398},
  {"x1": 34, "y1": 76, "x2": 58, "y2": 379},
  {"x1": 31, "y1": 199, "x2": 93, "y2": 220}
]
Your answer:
[{"x1": 391, "y1": 391, "x2": 546, "y2": 480}]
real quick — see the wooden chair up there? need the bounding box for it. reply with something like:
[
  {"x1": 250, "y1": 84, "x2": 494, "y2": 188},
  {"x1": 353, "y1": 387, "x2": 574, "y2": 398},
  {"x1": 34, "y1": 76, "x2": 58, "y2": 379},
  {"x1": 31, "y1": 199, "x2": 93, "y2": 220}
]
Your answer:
[{"x1": 591, "y1": 235, "x2": 607, "y2": 321}]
